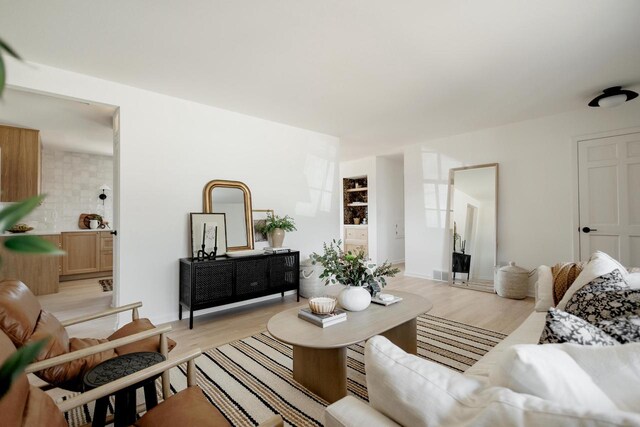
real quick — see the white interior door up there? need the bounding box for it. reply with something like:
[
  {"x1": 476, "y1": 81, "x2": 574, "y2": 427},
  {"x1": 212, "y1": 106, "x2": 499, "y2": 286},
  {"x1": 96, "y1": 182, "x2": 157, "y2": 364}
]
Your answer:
[{"x1": 578, "y1": 131, "x2": 640, "y2": 266}]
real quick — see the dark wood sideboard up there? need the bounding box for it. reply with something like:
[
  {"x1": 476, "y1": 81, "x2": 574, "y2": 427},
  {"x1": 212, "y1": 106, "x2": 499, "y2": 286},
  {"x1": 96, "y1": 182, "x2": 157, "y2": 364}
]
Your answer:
[{"x1": 179, "y1": 251, "x2": 300, "y2": 329}]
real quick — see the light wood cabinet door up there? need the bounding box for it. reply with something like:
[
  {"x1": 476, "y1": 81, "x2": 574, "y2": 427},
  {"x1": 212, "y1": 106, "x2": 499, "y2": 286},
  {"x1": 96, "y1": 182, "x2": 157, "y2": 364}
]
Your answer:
[
  {"x1": 99, "y1": 232, "x2": 113, "y2": 272},
  {"x1": 0, "y1": 234, "x2": 61, "y2": 295},
  {"x1": 62, "y1": 232, "x2": 100, "y2": 275},
  {"x1": 0, "y1": 125, "x2": 41, "y2": 202}
]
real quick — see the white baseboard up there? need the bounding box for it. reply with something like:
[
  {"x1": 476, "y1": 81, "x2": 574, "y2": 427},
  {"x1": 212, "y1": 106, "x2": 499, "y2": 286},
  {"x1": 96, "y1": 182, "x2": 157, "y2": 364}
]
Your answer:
[
  {"x1": 130, "y1": 291, "x2": 298, "y2": 327},
  {"x1": 403, "y1": 271, "x2": 447, "y2": 282}
]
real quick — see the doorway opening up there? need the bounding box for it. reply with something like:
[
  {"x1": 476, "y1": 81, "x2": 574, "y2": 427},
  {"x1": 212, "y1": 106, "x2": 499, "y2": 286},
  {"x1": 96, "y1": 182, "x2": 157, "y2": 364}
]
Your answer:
[{"x1": 0, "y1": 87, "x2": 120, "y2": 334}]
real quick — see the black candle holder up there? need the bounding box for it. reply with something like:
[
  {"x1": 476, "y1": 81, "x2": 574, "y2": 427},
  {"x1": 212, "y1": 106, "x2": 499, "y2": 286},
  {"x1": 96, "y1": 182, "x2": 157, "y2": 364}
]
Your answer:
[{"x1": 196, "y1": 244, "x2": 217, "y2": 261}]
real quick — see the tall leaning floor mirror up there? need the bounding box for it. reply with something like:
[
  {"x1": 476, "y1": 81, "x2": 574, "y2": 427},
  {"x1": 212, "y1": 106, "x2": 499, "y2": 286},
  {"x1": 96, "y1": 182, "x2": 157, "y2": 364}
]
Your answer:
[{"x1": 447, "y1": 164, "x2": 498, "y2": 293}]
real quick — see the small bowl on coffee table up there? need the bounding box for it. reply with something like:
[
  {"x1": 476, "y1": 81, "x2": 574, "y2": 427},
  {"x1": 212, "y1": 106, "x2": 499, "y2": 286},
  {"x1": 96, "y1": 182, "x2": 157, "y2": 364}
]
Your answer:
[{"x1": 308, "y1": 297, "x2": 337, "y2": 314}]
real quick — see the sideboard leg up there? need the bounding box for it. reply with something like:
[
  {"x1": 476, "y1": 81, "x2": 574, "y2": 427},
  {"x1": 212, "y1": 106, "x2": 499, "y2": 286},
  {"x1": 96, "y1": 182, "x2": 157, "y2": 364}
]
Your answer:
[
  {"x1": 189, "y1": 309, "x2": 194, "y2": 330},
  {"x1": 297, "y1": 291, "x2": 300, "y2": 302},
  {"x1": 281, "y1": 291, "x2": 284, "y2": 297},
  {"x1": 178, "y1": 304, "x2": 182, "y2": 320}
]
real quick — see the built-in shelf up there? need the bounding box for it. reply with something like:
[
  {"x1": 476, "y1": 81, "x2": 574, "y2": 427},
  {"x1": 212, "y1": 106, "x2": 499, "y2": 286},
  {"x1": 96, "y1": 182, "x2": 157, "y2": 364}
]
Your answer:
[
  {"x1": 347, "y1": 202, "x2": 368, "y2": 207},
  {"x1": 345, "y1": 187, "x2": 368, "y2": 193},
  {"x1": 343, "y1": 175, "x2": 369, "y2": 256}
]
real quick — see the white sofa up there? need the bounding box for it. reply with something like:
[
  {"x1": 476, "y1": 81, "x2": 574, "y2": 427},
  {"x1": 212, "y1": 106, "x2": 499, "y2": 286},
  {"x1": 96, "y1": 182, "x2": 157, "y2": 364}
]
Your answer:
[{"x1": 325, "y1": 264, "x2": 640, "y2": 426}]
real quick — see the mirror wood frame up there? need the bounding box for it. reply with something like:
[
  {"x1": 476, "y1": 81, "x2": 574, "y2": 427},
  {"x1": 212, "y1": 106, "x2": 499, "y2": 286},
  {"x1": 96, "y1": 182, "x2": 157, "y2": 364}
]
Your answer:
[
  {"x1": 202, "y1": 179, "x2": 254, "y2": 251},
  {"x1": 446, "y1": 163, "x2": 498, "y2": 293}
]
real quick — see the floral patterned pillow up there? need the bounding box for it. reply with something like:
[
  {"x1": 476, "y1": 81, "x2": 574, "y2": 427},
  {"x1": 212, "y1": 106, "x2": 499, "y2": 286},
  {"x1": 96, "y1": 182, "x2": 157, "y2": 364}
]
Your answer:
[
  {"x1": 597, "y1": 316, "x2": 640, "y2": 344},
  {"x1": 564, "y1": 270, "x2": 640, "y2": 323},
  {"x1": 539, "y1": 308, "x2": 619, "y2": 346}
]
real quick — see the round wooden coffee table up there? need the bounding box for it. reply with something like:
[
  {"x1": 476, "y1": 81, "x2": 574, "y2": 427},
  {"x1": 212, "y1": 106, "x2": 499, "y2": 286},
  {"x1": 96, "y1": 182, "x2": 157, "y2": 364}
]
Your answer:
[{"x1": 267, "y1": 290, "x2": 432, "y2": 403}]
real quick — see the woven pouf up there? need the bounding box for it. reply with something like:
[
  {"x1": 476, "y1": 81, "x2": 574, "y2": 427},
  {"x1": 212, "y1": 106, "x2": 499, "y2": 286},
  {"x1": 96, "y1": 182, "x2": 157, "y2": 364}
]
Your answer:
[{"x1": 496, "y1": 261, "x2": 529, "y2": 299}]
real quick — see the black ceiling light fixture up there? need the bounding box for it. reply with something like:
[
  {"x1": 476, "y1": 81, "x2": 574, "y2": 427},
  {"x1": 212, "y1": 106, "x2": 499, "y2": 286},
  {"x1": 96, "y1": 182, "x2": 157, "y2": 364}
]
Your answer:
[{"x1": 588, "y1": 86, "x2": 638, "y2": 108}]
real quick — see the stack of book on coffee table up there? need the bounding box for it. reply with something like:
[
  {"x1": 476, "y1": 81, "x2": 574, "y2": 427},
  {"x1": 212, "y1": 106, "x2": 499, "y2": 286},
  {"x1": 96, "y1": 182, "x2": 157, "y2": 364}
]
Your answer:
[{"x1": 298, "y1": 308, "x2": 347, "y2": 328}]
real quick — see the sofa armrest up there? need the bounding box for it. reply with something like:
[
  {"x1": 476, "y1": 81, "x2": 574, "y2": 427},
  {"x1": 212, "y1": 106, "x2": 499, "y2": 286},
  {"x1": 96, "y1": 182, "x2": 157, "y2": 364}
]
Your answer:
[
  {"x1": 325, "y1": 396, "x2": 400, "y2": 427},
  {"x1": 534, "y1": 265, "x2": 553, "y2": 312}
]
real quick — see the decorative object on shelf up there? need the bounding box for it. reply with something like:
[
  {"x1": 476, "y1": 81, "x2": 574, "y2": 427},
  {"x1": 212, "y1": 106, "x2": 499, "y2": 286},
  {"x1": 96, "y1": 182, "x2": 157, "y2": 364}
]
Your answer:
[
  {"x1": 343, "y1": 176, "x2": 368, "y2": 226},
  {"x1": 190, "y1": 212, "x2": 227, "y2": 259},
  {"x1": 89, "y1": 219, "x2": 99, "y2": 229},
  {"x1": 79, "y1": 213, "x2": 103, "y2": 229},
  {"x1": 362, "y1": 218, "x2": 367, "y2": 225},
  {"x1": 255, "y1": 212, "x2": 296, "y2": 248},
  {"x1": 203, "y1": 179, "x2": 254, "y2": 251},
  {"x1": 308, "y1": 296, "x2": 337, "y2": 314},
  {"x1": 495, "y1": 261, "x2": 530, "y2": 300},
  {"x1": 252, "y1": 209, "x2": 274, "y2": 247},
  {"x1": 98, "y1": 184, "x2": 111, "y2": 205},
  {"x1": 588, "y1": 86, "x2": 638, "y2": 108},
  {"x1": 310, "y1": 239, "x2": 400, "y2": 311},
  {"x1": 353, "y1": 218, "x2": 361, "y2": 225},
  {"x1": 6, "y1": 223, "x2": 33, "y2": 233}
]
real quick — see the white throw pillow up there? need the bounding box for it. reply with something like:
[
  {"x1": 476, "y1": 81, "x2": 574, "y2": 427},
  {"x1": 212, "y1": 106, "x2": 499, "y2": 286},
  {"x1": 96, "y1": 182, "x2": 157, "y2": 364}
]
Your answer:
[
  {"x1": 627, "y1": 272, "x2": 640, "y2": 289},
  {"x1": 557, "y1": 251, "x2": 629, "y2": 310},
  {"x1": 535, "y1": 265, "x2": 555, "y2": 312},
  {"x1": 365, "y1": 336, "x2": 640, "y2": 427},
  {"x1": 490, "y1": 344, "x2": 617, "y2": 412}
]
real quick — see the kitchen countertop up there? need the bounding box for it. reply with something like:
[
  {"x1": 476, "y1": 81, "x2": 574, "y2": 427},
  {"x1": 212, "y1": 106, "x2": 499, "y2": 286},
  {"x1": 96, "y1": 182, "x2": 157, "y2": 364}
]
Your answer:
[{"x1": 1, "y1": 228, "x2": 112, "y2": 237}]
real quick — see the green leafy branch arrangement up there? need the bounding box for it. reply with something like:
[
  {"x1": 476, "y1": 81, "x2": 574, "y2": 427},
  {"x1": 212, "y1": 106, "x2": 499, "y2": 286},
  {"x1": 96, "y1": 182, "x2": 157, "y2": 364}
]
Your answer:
[
  {"x1": 255, "y1": 212, "x2": 297, "y2": 234},
  {"x1": 310, "y1": 239, "x2": 400, "y2": 295}
]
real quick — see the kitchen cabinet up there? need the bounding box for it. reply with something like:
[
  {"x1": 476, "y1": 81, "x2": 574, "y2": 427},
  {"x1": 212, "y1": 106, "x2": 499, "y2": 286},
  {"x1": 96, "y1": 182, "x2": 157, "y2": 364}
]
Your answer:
[
  {"x1": 0, "y1": 234, "x2": 61, "y2": 295},
  {"x1": 61, "y1": 231, "x2": 113, "y2": 278},
  {"x1": 0, "y1": 125, "x2": 41, "y2": 202}
]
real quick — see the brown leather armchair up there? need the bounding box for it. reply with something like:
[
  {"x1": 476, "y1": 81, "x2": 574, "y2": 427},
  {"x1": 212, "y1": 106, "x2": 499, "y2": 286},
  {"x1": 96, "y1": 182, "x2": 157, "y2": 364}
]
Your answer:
[
  {"x1": 0, "y1": 329, "x2": 284, "y2": 427},
  {"x1": 0, "y1": 280, "x2": 176, "y2": 392}
]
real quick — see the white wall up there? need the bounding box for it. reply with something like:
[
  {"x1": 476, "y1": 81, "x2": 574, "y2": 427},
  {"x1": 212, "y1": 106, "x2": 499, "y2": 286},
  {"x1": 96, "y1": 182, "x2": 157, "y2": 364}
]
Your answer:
[
  {"x1": 340, "y1": 157, "x2": 377, "y2": 263},
  {"x1": 404, "y1": 102, "x2": 640, "y2": 286},
  {"x1": 376, "y1": 156, "x2": 405, "y2": 264},
  {"x1": 26, "y1": 148, "x2": 113, "y2": 231},
  {"x1": 7, "y1": 59, "x2": 340, "y2": 324}
]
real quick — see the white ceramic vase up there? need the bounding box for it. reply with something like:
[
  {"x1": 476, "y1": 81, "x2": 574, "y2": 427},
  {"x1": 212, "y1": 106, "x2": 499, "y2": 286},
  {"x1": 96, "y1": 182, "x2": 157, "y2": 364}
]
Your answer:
[
  {"x1": 337, "y1": 285, "x2": 371, "y2": 311},
  {"x1": 270, "y1": 228, "x2": 285, "y2": 248}
]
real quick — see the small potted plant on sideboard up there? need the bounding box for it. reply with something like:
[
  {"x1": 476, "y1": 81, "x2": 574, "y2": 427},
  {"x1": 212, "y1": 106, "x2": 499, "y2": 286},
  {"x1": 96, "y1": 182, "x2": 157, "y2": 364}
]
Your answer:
[{"x1": 256, "y1": 212, "x2": 297, "y2": 248}]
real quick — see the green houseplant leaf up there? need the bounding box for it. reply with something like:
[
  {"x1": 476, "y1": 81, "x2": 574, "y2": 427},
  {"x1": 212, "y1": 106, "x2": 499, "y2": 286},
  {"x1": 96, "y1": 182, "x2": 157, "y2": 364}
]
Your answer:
[
  {"x1": 0, "y1": 195, "x2": 45, "y2": 232},
  {"x1": 0, "y1": 38, "x2": 22, "y2": 97},
  {"x1": 0, "y1": 339, "x2": 47, "y2": 399}
]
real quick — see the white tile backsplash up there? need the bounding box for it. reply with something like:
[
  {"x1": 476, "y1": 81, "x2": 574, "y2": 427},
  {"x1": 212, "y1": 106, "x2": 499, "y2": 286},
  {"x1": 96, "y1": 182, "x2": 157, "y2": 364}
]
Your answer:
[{"x1": 26, "y1": 148, "x2": 113, "y2": 231}]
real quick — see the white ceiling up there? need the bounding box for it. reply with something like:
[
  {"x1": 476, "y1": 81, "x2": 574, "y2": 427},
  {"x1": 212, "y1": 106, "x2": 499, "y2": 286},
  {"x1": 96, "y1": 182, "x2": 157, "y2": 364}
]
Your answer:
[
  {"x1": 0, "y1": 1, "x2": 638, "y2": 160},
  {"x1": 0, "y1": 88, "x2": 115, "y2": 155}
]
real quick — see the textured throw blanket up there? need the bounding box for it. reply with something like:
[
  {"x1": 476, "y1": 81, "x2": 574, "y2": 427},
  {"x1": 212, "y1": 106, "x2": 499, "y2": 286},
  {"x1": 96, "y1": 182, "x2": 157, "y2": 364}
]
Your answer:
[{"x1": 552, "y1": 262, "x2": 586, "y2": 305}]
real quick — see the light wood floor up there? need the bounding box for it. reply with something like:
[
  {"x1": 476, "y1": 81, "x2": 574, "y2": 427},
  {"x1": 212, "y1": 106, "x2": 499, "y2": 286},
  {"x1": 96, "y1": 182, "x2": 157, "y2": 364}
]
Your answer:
[{"x1": 39, "y1": 269, "x2": 534, "y2": 355}]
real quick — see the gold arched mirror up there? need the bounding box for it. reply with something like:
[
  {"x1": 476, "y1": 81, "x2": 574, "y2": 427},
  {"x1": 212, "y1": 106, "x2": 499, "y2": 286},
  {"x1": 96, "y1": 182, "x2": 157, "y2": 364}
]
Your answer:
[{"x1": 203, "y1": 180, "x2": 254, "y2": 251}]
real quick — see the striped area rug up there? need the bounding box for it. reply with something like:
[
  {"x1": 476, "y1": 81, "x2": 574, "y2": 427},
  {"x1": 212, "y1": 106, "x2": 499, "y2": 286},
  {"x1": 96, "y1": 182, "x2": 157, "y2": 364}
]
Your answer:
[{"x1": 62, "y1": 314, "x2": 506, "y2": 427}]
